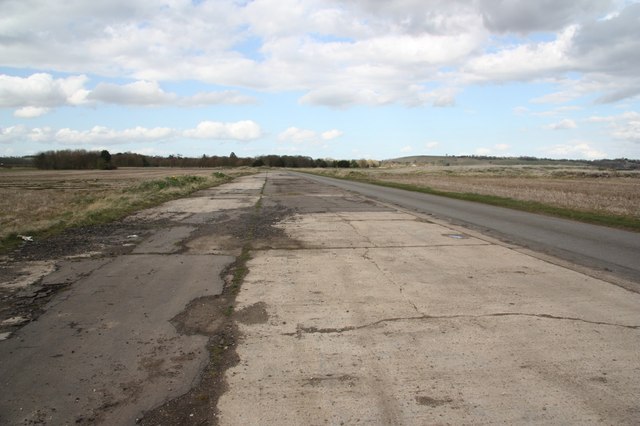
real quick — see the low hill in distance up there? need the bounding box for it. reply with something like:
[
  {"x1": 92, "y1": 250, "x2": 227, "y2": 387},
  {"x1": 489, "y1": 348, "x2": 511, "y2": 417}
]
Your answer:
[{"x1": 384, "y1": 155, "x2": 640, "y2": 170}]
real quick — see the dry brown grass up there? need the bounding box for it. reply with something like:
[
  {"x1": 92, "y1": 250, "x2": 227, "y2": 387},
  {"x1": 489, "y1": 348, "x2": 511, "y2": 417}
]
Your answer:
[
  {"x1": 314, "y1": 165, "x2": 640, "y2": 218},
  {"x1": 0, "y1": 167, "x2": 251, "y2": 242}
]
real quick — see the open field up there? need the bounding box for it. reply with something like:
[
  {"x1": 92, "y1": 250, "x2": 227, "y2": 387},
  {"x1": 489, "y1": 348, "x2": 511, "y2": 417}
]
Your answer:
[
  {"x1": 308, "y1": 165, "x2": 640, "y2": 228},
  {"x1": 0, "y1": 167, "x2": 253, "y2": 249}
]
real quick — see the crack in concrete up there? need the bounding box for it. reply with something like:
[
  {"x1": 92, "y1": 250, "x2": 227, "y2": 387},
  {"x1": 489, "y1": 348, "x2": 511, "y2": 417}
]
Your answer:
[
  {"x1": 251, "y1": 243, "x2": 489, "y2": 251},
  {"x1": 343, "y1": 220, "x2": 376, "y2": 247},
  {"x1": 362, "y1": 248, "x2": 421, "y2": 315},
  {"x1": 283, "y1": 312, "x2": 640, "y2": 336}
]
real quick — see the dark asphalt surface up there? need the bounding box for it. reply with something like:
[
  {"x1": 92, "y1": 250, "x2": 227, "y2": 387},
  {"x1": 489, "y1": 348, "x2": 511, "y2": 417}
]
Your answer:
[{"x1": 293, "y1": 172, "x2": 640, "y2": 288}]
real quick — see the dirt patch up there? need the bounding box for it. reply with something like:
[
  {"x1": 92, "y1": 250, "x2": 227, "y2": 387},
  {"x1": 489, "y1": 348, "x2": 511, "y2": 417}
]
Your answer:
[
  {"x1": 235, "y1": 302, "x2": 269, "y2": 325},
  {"x1": 415, "y1": 395, "x2": 454, "y2": 407},
  {"x1": 137, "y1": 326, "x2": 239, "y2": 426},
  {"x1": 8, "y1": 221, "x2": 151, "y2": 262},
  {"x1": 139, "y1": 260, "x2": 245, "y2": 425},
  {"x1": 170, "y1": 296, "x2": 231, "y2": 335},
  {"x1": 304, "y1": 374, "x2": 356, "y2": 387}
]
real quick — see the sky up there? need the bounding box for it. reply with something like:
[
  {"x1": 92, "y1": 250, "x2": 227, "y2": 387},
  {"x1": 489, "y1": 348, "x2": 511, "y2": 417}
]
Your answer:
[{"x1": 1, "y1": 0, "x2": 640, "y2": 160}]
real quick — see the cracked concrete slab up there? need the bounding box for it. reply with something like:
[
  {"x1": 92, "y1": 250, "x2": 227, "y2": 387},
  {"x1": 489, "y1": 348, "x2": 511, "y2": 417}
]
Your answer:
[
  {"x1": 132, "y1": 225, "x2": 196, "y2": 254},
  {"x1": 41, "y1": 258, "x2": 111, "y2": 286},
  {"x1": 0, "y1": 254, "x2": 232, "y2": 425},
  {"x1": 276, "y1": 212, "x2": 489, "y2": 248},
  {"x1": 218, "y1": 171, "x2": 640, "y2": 425}
]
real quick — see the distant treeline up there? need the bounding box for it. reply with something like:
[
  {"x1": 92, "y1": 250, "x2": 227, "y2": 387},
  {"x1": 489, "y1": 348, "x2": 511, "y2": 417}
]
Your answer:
[
  {"x1": 3, "y1": 150, "x2": 637, "y2": 170},
  {"x1": 8, "y1": 150, "x2": 380, "y2": 170},
  {"x1": 31, "y1": 150, "x2": 116, "y2": 170}
]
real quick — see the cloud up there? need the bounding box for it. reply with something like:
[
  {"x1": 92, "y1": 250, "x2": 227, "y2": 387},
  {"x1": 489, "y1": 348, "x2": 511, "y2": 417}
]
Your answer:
[
  {"x1": 479, "y1": 0, "x2": 612, "y2": 33},
  {"x1": 278, "y1": 127, "x2": 343, "y2": 145},
  {"x1": 545, "y1": 119, "x2": 578, "y2": 130},
  {"x1": 610, "y1": 112, "x2": 640, "y2": 142},
  {"x1": 400, "y1": 145, "x2": 413, "y2": 153},
  {"x1": 541, "y1": 141, "x2": 606, "y2": 159},
  {"x1": 299, "y1": 86, "x2": 394, "y2": 108},
  {"x1": 0, "y1": 73, "x2": 89, "y2": 110},
  {"x1": 54, "y1": 126, "x2": 175, "y2": 145},
  {"x1": 589, "y1": 111, "x2": 640, "y2": 143},
  {"x1": 182, "y1": 91, "x2": 256, "y2": 106},
  {"x1": 88, "y1": 81, "x2": 176, "y2": 106},
  {"x1": 462, "y1": 26, "x2": 575, "y2": 82},
  {"x1": 2, "y1": 121, "x2": 264, "y2": 146},
  {"x1": 321, "y1": 129, "x2": 343, "y2": 140},
  {"x1": 0, "y1": 0, "x2": 637, "y2": 109},
  {"x1": 3, "y1": 125, "x2": 172, "y2": 146},
  {"x1": 425, "y1": 141, "x2": 439, "y2": 149},
  {"x1": 14, "y1": 107, "x2": 51, "y2": 118},
  {"x1": 1, "y1": 74, "x2": 258, "y2": 114},
  {"x1": 278, "y1": 127, "x2": 317, "y2": 143},
  {"x1": 570, "y1": 4, "x2": 640, "y2": 76},
  {"x1": 474, "y1": 144, "x2": 510, "y2": 156},
  {"x1": 531, "y1": 106, "x2": 583, "y2": 116},
  {"x1": 89, "y1": 82, "x2": 257, "y2": 106},
  {"x1": 184, "y1": 121, "x2": 263, "y2": 141},
  {"x1": 0, "y1": 125, "x2": 29, "y2": 144}
]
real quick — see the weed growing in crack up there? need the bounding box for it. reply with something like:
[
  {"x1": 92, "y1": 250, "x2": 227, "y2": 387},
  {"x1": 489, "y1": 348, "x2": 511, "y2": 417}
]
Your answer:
[
  {"x1": 209, "y1": 344, "x2": 225, "y2": 378},
  {"x1": 231, "y1": 245, "x2": 251, "y2": 294}
]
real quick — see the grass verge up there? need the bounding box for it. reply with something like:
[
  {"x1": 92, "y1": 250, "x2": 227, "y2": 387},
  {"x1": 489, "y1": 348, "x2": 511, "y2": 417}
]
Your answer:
[
  {"x1": 303, "y1": 171, "x2": 640, "y2": 232},
  {"x1": 1, "y1": 172, "x2": 237, "y2": 253}
]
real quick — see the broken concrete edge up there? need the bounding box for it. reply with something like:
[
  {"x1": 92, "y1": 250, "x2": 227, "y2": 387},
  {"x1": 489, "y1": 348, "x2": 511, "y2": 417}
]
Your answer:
[
  {"x1": 0, "y1": 248, "x2": 120, "y2": 339},
  {"x1": 137, "y1": 174, "x2": 268, "y2": 425},
  {"x1": 0, "y1": 274, "x2": 75, "y2": 338}
]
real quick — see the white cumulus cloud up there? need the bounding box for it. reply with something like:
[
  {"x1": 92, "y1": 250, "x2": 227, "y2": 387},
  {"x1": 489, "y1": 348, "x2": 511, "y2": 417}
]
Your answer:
[
  {"x1": 54, "y1": 126, "x2": 175, "y2": 145},
  {"x1": 542, "y1": 142, "x2": 606, "y2": 159},
  {"x1": 184, "y1": 121, "x2": 263, "y2": 141},
  {"x1": 14, "y1": 106, "x2": 51, "y2": 118},
  {"x1": 278, "y1": 127, "x2": 317, "y2": 143},
  {"x1": 321, "y1": 129, "x2": 343, "y2": 140},
  {"x1": 1, "y1": 74, "x2": 258, "y2": 114},
  {"x1": 589, "y1": 111, "x2": 640, "y2": 143},
  {"x1": 88, "y1": 81, "x2": 177, "y2": 106},
  {"x1": 2, "y1": 121, "x2": 264, "y2": 146},
  {"x1": 0, "y1": 73, "x2": 89, "y2": 109},
  {"x1": 545, "y1": 119, "x2": 578, "y2": 130},
  {"x1": 425, "y1": 141, "x2": 440, "y2": 149},
  {"x1": 0, "y1": 125, "x2": 29, "y2": 144}
]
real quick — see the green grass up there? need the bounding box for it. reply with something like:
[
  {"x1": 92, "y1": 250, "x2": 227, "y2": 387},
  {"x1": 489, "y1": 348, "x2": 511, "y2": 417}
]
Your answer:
[
  {"x1": 305, "y1": 171, "x2": 640, "y2": 232},
  {"x1": 132, "y1": 175, "x2": 208, "y2": 191}
]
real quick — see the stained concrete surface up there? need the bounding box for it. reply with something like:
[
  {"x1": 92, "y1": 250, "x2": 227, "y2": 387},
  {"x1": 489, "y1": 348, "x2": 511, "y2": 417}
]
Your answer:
[{"x1": 217, "y1": 172, "x2": 640, "y2": 425}]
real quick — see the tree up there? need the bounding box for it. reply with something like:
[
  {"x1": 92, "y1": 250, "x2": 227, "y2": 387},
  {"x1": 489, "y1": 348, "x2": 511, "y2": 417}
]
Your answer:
[{"x1": 98, "y1": 150, "x2": 115, "y2": 169}]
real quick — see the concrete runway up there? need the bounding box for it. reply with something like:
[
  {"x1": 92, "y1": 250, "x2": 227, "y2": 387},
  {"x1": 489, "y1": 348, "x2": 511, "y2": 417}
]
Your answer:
[
  {"x1": 219, "y1": 172, "x2": 640, "y2": 425},
  {"x1": 1, "y1": 171, "x2": 639, "y2": 425},
  {"x1": 293, "y1": 171, "x2": 640, "y2": 288}
]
